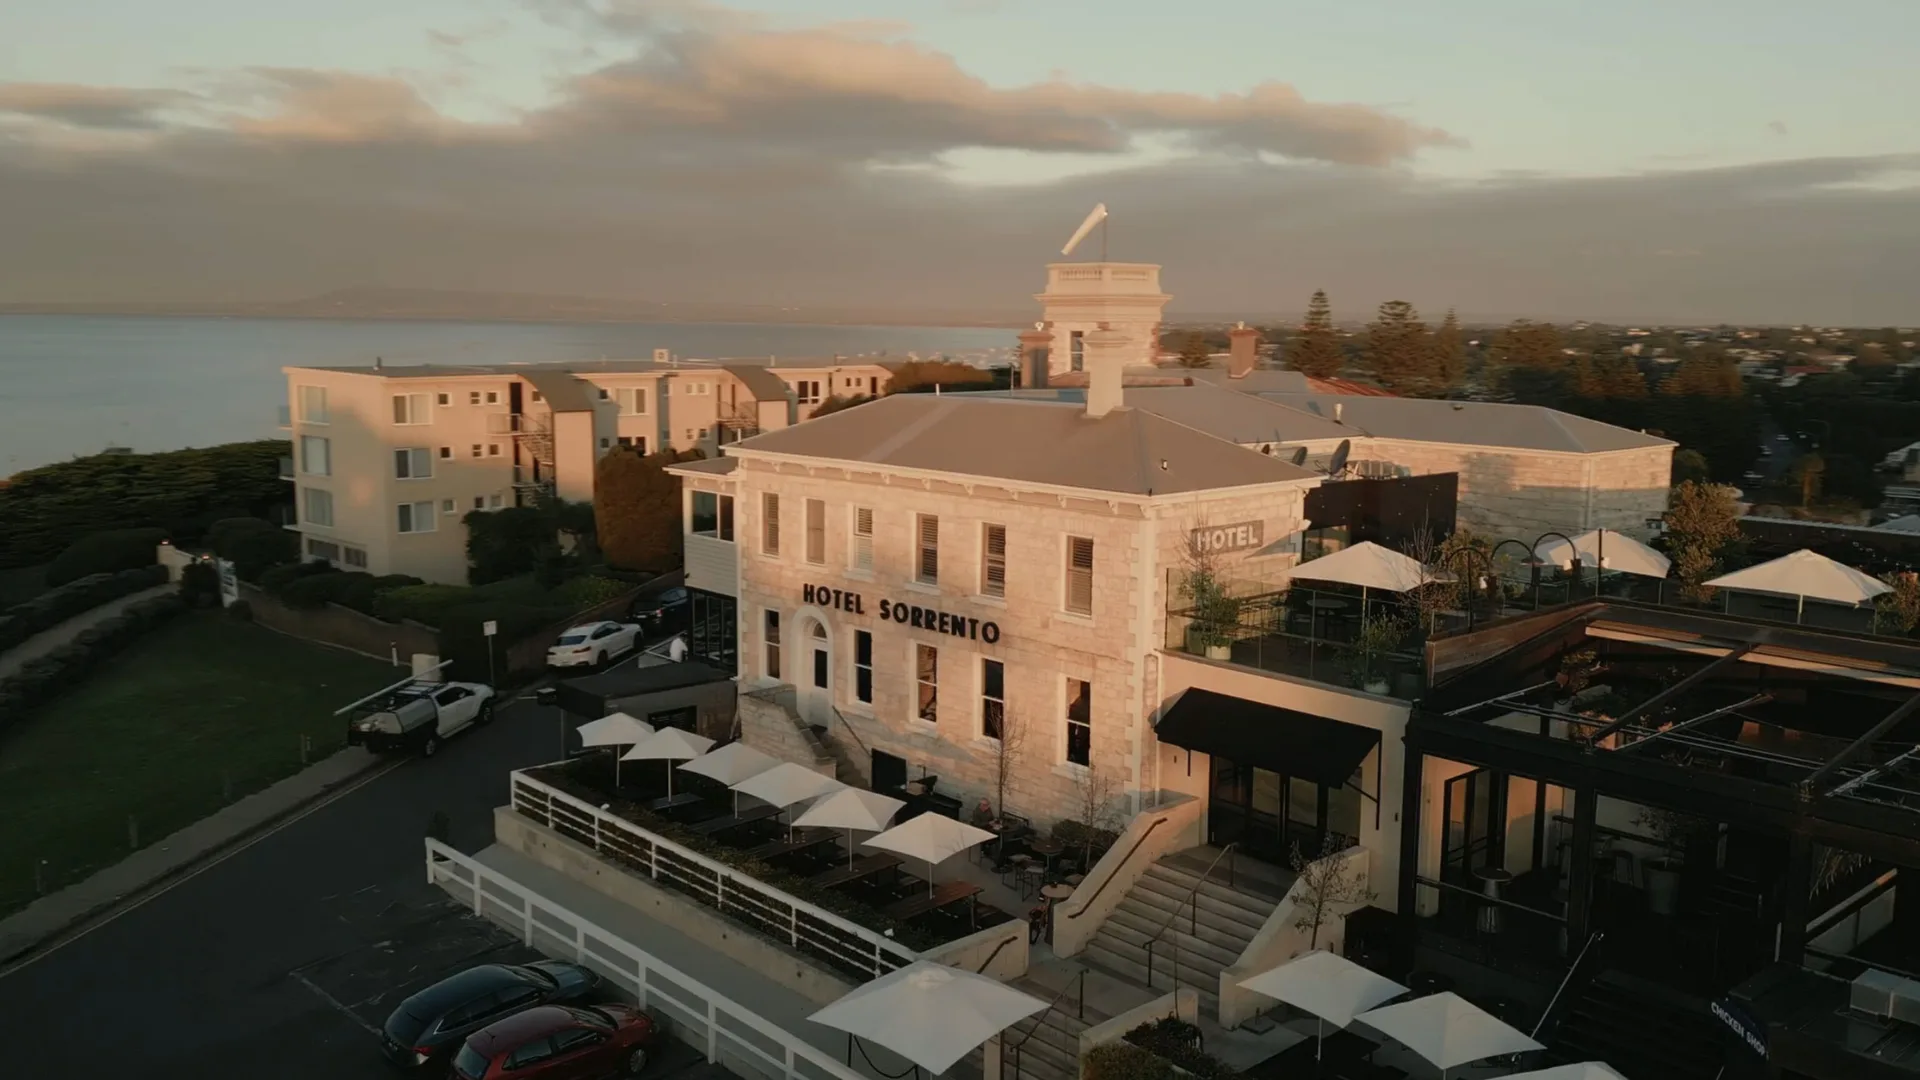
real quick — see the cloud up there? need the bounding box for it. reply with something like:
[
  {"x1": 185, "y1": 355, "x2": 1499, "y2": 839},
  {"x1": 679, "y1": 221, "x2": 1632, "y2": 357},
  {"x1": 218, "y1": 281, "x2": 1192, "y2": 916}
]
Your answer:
[
  {"x1": 0, "y1": 2, "x2": 1914, "y2": 324},
  {"x1": 0, "y1": 83, "x2": 190, "y2": 130}
]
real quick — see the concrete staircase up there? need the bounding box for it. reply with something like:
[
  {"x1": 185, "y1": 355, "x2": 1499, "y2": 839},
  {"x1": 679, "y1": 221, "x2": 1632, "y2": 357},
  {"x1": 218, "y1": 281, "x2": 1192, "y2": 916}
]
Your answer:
[
  {"x1": 1080, "y1": 848, "x2": 1288, "y2": 1019},
  {"x1": 964, "y1": 964, "x2": 1130, "y2": 1080}
]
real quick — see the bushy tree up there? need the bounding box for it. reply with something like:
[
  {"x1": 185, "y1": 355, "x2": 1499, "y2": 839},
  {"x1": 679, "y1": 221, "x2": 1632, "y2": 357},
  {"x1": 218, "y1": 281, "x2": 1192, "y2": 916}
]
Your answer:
[
  {"x1": 594, "y1": 448, "x2": 703, "y2": 573},
  {"x1": 44, "y1": 528, "x2": 167, "y2": 586},
  {"x1": 1665, "y1": 481, "x2": 1743, "y2": 601},
  {"x1": 1491, "y1": 319, "x2": 1564, "y2": 370},
  {"x1": 1365, "y1": 300, "x2": 1432, "y2": 395},
  {"x1": 1286, "y1": 289, "x2": 1345, "y2": 378},
  {"x1": 886, "y1": 361, "x2": 994, "y2": 394},
  {"x1": 1671, "y1": 449, "x2": 1711, "y2": 486},
  {"x1": 206, "y1": 517, "x2": 298, "y2": 582},
  {"x1": 1429, "y1": 309, "x2": 1468, "y2": 393},
  {"x1": 811, "y1": 394, "x2": 874, "y2": 417}
]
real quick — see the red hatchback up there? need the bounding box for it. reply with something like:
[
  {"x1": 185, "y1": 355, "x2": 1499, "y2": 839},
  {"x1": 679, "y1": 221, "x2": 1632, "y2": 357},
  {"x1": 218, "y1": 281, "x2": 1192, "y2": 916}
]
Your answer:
[{"x1": 450, "y1": 1004, "x2": 657, "y2": 1079}]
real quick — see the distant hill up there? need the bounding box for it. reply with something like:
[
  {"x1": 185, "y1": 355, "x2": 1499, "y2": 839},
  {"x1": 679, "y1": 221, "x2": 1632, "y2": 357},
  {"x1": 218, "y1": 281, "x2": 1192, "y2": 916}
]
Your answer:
[{"x1": 0, "y1": 287, "x2": 1029, "y2": 329}]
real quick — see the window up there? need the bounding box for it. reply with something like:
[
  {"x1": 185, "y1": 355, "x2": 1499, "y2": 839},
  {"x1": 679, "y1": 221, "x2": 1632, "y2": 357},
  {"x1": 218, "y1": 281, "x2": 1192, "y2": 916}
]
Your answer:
[
  {"x1": 692, "y1": 492, "x2": 734, "y2": 541},
  {"x1": 487, "y1": 443, "x2": 501, "y2": 457},
  {"x1": 474, "y1": 496, "x2": 486, "y2": 510},
  {"x1": 343, "y1": 546, "x2": 367, "y2": 568},
  {"x1": 805, "y1": 499, "x2": 826, "y2": 564},
  {"x1": 981, "y1": 523, "x2": 1006, "y2": 597},
  {"x1": 296, "y1": 385, "x2": 329, "y2": 424},
  {"x1": 438, "y1": 446, "x2": 452, "y2": 459},
  {"x1": 854, "y1": 630, "x2": 873, "y2": 704},
  {"x1": 599, "y1": 437, "x2": 611, "y2": 450},
  {"x1": 915, "y1": 644, "x2": 938, "y2": 724},
  {"x1": 764, "y1": 610, "x2": 781, "y2": 680},
  {"x1": 1070, "y1": 330, "x2": 1085, "y2": 372},
  {"x1": 619, "y1": 387, "x2": 648, "y2": 415},
  {"x1": 1065, "y1": 679, "x2": 1091, "y2": 766},
  {"x1": 299, "y1": 435, "x2": 330, "y2": 476},
  {"x1": 532, "y1": 390, "x2": 544, "y2": 402},
  {"x1": 552, "y1": 1028, "x2": 605, "y2": 1054},
  {"x1": 471, "y1": 444, "x2": 483, "y2": 458},
  {"x1": 598, "y1": 387, "x2": 611, "y2": 400},
  {"x1": 1065, "y1": 536, "x2": 1094, "y2": 615},
  {"x1": 306, "y1": 538, "x2": 340, "y2": 562},
  {"x1": 468, "y1": 390, "x2": 482, "y2": 405},
  {"x1": 397, "y1": 501, "x2": 436, "y2": 534},
  {"x1": 912, "y1": 514, "x2": 940, "y2": 584},
  {"x1": 761, "y1": 493, "x2": 780, "y2": 555},
  {"x1": 850, "y1": 507, "x2": 874, "y2": 572},
  {"x1": 435, "y1": 392, "x2": 450, "y2": 407},
  {"x1": 302, "y1": 487, "x2": 334, "y2": 527},
  {"x1": 486, "y1": 390, "x2": 499, "y2": 405},
  {"x1": 488, "y1": 493, "x2": 503, "y2": 509},
  {"x1": 441, "y1": 499, "x2": 457, "y2": 514},
  {"x1": 981, "y1": 659, "x2": 1005, "y2": 740},
  {"x1": 394, "y1": 447, "x2": 432, "y2": 479},
  {"x1": 504, "y1": 1037, "x2": 555, "y2": 1071}
]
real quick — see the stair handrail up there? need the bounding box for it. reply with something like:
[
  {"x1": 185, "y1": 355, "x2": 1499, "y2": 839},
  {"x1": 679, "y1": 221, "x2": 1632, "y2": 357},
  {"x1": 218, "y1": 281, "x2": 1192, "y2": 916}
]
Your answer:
[
  {"x1": 1004, "y1": 966, "x2": 1087, "y2": 1080},
  {"x1": 1064, "y1": 815, "x2": 1169, "y2": 921},
  {"x1": 1143, "y1": 843, "x2": 1237, "y2": 988},
  {"x1": 827, "y1": 705, "x2": 871, "y2": 760},
  {"x1": 1532, "y1": 930, "x2": 1605, "y2": 1040}
]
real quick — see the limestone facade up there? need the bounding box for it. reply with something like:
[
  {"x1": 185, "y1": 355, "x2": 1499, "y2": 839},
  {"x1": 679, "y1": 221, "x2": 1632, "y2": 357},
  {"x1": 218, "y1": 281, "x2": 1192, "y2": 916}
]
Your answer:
[{"x1": 1363, "y1": 439, "x2": 1673, "y2": 541}]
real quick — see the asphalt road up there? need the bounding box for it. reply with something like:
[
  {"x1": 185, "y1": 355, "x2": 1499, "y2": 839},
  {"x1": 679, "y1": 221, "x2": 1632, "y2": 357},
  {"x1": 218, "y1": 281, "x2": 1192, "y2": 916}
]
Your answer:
[{"x1": 0, "y1": 645, "x2": 689, "y2": 1079}]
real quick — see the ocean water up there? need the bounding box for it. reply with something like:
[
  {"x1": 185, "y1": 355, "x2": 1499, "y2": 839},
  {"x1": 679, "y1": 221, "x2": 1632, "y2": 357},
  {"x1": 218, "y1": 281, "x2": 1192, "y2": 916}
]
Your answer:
[{"x1": 0, "y1": 315, "x2": 1013, "y2": 475}]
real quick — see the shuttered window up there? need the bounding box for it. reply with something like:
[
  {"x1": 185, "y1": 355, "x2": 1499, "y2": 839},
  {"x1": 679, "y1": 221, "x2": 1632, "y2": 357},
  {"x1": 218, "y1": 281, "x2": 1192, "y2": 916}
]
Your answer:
[
  {"x1": 981, "y1": 524, "x2": 1007, "y2": 598},
  {"x1": 916, "y1": 514, "x2": 939, "y2": 585},
  {"x1": 805, "y1": 499, "x2": 826, "y2": 564},
  {"x1": 762, "y1": 493, "x2": 780, "y2": 555},
  {"x1": 851, "y1": 507, "x2": 874, "y2": 572},
  {"x1": 1065, "y1": 536, "x2": 1094, "y2": 615}
]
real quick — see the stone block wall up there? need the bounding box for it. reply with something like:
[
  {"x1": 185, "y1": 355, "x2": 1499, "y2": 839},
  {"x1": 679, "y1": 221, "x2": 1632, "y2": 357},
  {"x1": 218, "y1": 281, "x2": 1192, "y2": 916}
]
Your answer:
[{"x1": 1369, "y1": 440, "x2": 1672, "y2": 542}]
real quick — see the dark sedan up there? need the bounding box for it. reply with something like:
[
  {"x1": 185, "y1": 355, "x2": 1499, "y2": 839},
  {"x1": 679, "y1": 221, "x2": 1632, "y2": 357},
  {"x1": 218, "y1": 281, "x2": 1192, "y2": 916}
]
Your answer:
[
  {"x1": 381, "y1": 961, "x2": 601, "y2": 1070},
  {"x1": 629, "y1": 587, "x2": 689, "y2": 636}
]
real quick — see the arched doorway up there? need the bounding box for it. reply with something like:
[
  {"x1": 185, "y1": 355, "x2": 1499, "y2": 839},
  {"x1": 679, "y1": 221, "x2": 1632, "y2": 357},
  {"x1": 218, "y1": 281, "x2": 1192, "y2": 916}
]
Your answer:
[{"x1": 800, "y1": 617, "x2": 832, "y2": 723}]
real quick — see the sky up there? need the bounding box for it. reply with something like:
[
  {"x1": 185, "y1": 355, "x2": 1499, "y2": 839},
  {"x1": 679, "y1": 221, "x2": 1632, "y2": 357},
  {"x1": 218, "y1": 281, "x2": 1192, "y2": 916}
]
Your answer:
[{"x1": 2, "y1": 0, "x2": 1917, "y2": 324}]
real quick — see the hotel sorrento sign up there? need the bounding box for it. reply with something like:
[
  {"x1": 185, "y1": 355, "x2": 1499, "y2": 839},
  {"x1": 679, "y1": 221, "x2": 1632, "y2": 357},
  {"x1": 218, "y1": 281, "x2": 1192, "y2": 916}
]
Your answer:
[
  {"x1": 802, "y1": 583, "x2": 1002, "y2": 644},
  {"x1": 1189, "y1": 521, "x2": 1265, "y2": 556}
]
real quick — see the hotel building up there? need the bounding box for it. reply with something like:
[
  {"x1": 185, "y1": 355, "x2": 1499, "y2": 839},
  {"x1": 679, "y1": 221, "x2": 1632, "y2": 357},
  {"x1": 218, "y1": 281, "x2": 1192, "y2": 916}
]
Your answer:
[{"x1": 278, "y1": 355, "x2": 898, "y2": 584}]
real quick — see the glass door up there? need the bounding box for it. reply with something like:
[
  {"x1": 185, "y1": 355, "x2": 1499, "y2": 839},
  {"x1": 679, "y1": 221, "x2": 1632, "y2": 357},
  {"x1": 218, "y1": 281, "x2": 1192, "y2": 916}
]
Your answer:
[
  {"x1": 1209, "y1": 757, "x2": 1331, "y2": 864},
  {"x1": 1441, "y1": 769, "x2": 1502, "y2": 882}
]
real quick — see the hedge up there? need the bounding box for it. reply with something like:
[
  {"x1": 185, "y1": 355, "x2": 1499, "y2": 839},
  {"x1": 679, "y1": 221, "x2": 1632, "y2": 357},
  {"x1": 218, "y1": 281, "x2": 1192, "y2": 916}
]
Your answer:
[
  {"x1": 206, "y1": 516, "x2": 299, "y2": 583},
  {"x1": 0, "y1": 594, "x2": 187, "y2": 723},
  {"x1": 44, "y1": 528, "x2": 167, "y2": 587},
  {"x1": 0, "y1": 440, "x2": 289, "y2": 568},
  {"x1": 1084, "y1": 1043, "x2": 1177, "y2": 1080},
  {"x1": 529, "y1": 760, "x2": 952, "y2": 953},
  {"x1": 1125, "y1": 1018, "x2": 1240, "y2": 1080},
  {"x1": 0, "y1": 565, "x2": 170, "y2": 653}
]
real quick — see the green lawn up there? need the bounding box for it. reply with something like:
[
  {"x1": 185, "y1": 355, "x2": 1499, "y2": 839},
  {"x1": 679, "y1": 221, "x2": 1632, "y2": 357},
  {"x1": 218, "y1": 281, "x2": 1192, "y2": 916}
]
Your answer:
[{"x1": 0, "y1": 612, "x2": 398, "y2": 914}]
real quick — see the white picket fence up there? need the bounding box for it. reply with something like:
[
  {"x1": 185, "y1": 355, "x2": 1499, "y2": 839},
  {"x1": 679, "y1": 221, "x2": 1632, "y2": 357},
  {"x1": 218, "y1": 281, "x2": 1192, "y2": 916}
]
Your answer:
[
  {"x1": 426, "y1": 838, "x2": 869, "y2": 1080},
  {"x1": 510, "y1": 769, "x2": 917, "y2": 980}
]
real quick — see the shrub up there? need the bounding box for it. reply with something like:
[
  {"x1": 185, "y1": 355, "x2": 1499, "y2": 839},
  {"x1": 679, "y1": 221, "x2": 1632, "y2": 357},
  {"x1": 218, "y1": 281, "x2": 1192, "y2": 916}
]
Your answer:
[
  {"x1": 258, "y1": 560, "x2": 333, "y2": 594},
  {"x1": 0, "y1": 565, "x2": 169, "y2": 652},
  {"x1": 278, "y1": 571, "x2": 355, "y2": 610},
  {"x1": 0, "y1": 594, "x2": 187, "y2": 724},
  {"x1": 226, "y1": 598, "x2": 254, "y2": 622},
  {"x1": 556, "y1": 573, "x2": 627, "y2": 608},
  {"x1": 1125, "y1": 1018, "x2": 1239, "y2": 1080},
  {"x1": 44, "y1": 527, "x2": 168, "y2": 586},
  {"x1": 207, "y1": 517, "x2": 299, "y2": 582},
  {"x1": 1084, "y1": 1043, "x2": 1176, "y2": 1080},
  {"x1": 179, "y1": 560, "x2": 221, "y2": 607}
]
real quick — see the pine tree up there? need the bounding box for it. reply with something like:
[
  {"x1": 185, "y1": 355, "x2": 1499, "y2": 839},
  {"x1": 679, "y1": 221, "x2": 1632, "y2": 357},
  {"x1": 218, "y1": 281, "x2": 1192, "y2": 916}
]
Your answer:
[
  {"x1": 1601, "y1": 357, "x2": 1649, "y2": 398},
  {"x1": 1177, "y1": 333, "x2": 1213, "y2": 369},
  {"x1": 1286, "y1": 290, "x2": 1345, "y2": 378},
  {"x1": 1490, "y1": 319, "x2": 1564, "y2": 369},
  {"x1": 1365, "y1": 300, "x2": 1431, "y2": 395},
  {"x1": 1429, "y1": 308, "x2": 1467, "y2": 394}
]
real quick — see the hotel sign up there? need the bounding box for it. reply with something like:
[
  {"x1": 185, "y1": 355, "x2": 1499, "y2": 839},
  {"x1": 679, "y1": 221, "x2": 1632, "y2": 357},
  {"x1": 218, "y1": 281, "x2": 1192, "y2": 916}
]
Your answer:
[
  {"x1": 1190, "y1": 521, "x2": 1265, "y2": 556},
  {"x1": 802, "y1": 583, "x2": 1001, "y2": 644}
]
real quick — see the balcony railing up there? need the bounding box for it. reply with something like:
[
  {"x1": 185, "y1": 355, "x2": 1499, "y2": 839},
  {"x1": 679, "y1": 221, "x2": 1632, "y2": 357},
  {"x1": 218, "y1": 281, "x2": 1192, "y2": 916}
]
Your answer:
[
  {"x1": 1163, "y1": 566, "x2": 1429, "y2": 699},
  {"x1": 486, "y1": 412, "x2": 550, "y2": 436}
]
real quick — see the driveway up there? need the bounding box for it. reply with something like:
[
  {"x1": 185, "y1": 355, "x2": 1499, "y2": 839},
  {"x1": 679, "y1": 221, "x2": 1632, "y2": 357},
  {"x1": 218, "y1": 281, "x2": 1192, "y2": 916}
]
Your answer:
[{"x1": 0, "y1": 670, "x2": 693, "y2": 1078}]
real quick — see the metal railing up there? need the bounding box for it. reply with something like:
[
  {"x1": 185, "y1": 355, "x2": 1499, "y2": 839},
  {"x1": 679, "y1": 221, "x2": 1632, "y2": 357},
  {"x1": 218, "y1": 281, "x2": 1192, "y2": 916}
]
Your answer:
[
  {"x1": 486, "y1": 412, "x2": 551, "y2": 435},
  {"x1": 1533, "y1": 931, "x2": 1605, "y2": 1041},
  {"x1": 424, "y1": 838, "x2": 868, "y2": 1080},
  {"x1": 1004, "y1": 965, "x2": 1086, "y2": 1080},
  {"x1": 1063, "y1": 815, "x2": 1169, "y2": 921},
  {"x1": 1143, "y1": 843, "x2": 1236, "y2": 988},
  {"x1": 510, "y1": 770, "x2": 917, "y2": 980}
]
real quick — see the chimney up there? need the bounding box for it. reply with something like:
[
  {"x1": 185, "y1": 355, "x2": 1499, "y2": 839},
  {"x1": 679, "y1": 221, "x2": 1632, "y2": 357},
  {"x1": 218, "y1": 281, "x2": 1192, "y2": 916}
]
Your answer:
[
  {"x1": 1083, "y1": 322, "x2": 1130, "y2": 419},
  {"x1": 1228, "y1": 321, "x2": 1259, "y2": 379},
  {"x1": 1017, "y1": 323, "x2": 1053, "y2": 390}
]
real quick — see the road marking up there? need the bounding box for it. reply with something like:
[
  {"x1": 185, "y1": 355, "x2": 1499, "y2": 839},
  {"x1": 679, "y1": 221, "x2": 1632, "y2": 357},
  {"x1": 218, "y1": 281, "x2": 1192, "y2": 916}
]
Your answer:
[
  {"x1": 0, "y1": 756, "x2": 409, "y2": 982},
  {"x1": 290, "y1": 969, "x2": 384, "y2": 1037}
]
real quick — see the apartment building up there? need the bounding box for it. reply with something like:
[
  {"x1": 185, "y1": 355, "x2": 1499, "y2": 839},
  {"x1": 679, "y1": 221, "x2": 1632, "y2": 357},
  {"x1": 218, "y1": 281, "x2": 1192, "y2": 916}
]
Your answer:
[{"x1": 280, "y1": 355, "x2": 898, "y2": 583}]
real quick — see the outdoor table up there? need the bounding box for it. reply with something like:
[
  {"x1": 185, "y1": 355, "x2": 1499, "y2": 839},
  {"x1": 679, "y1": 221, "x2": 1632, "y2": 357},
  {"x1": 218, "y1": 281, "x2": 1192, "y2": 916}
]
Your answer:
[
  {"x1": 884, "y1": 880, "x2": 981, "y2": 926},
  {"x1": 649, "y1": 792, "x2": 703, "y2": 813},
  {"x1": 1474, "y1": 868, "x2": 1514, "y2": 935},
  {"x1": 743, "y1": 828, "x2": 836, "y2": 863},
  {"x1": 687, "y1": 804, "x2": 780, "y2": 837},
  {"x1": 1027, "y1": 837, "x2": 1064, "y2": 873},
  {"x1": 1018, "y1": 863, "x2": 1046, "y2": 900},
  {"x1": 811, "y1": 853, "x2": 901, "y2": 889}
]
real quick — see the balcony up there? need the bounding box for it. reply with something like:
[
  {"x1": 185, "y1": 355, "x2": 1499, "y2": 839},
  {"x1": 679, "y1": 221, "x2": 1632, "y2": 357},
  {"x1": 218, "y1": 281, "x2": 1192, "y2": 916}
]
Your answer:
[
  {"x1": 1163, "y1": 567, "x2": 1427, "y2": 700},
  {"x1": 486, "y1": 412, "x2": 549, "y2": 436}
]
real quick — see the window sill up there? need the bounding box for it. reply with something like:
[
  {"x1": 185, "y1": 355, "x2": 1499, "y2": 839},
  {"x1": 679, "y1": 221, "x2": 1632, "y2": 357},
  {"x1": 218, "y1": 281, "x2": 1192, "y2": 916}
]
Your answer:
[
  {"x1": 844, "y1": 568, "x2": 875, "y2": 582},
  {"x1": 1052, "y1": 762, "x2": 1091, "y2": 781},
  {"x1": 908, "y1": 717, "x2": 939, "y2": 737},
  {"x1": 690, "y1": 534, "x2": 735, "y2": 545},
  {"x1": 971, "y1": 593, "x2": 1008, "y2": 608},
  {"x1": 970, "y1": 736, "x2": 1004, "y2": 753},
  {"x1": 843, "y1": 702, "x2": 875, "y2": 719},
  {"x1": 1055, "y1": 610, "x2": 1095, "y2": 626},
  {"x1": 904, "y1": 580, "x2": 941, "y2": 596}
]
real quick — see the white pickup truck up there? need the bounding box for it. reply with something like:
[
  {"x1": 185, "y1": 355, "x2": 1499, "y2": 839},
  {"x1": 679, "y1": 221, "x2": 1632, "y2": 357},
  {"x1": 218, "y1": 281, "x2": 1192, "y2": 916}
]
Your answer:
[{"x1": 346, "y1": 679, "x2": 497, "y2": 757}]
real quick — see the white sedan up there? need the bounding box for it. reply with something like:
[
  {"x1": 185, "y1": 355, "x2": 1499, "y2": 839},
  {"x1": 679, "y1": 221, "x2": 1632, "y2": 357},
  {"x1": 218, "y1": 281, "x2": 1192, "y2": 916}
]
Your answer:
[{"x1": 546, "y1": 620, "x2": 643, "y2": 669}]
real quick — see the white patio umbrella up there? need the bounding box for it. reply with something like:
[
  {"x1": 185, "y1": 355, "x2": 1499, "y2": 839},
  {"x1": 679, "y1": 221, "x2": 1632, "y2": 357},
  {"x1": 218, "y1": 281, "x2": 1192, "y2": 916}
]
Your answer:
[
  {"x1": 620, "y1": 727, "x2": 715, "y2": 797},
  {"x1": 1495, "y1": 1063, "x2": 1629, "y2": 1080},
  {"x1": 809, "y1": 960, "x2": 1046, "y2": 1076},
  {"x1": 575, "y1": 712, "x2": 654, "y2": 787},
  {"x1": 730, "y1": 762, "x2": 845, "y2": 836},
  {"x1": 1238, "y1": 950, "x2": 1408, "y2": 1060},
  {"x1": 1534, "y1": 529, "x2": 1671, "y2": 580},
  {"x1": 1290, "y1": 540, "x2": 1448, "y2": 618},
  {"x1": 1704, "y1": 548, "x2": 1891, "y2": 622},
  {"x1": 1355, "y1": 992, "x2": 1544, "y2": 1080},
  {"x1": 864, "y1": 813, "x2": 995, "y2": 897},
  {"x1": 793, "y1": 787, "x2": 905, "y2": 869},
  {"x1": 677, "y1": 741, "x2": 779, "y2": 813}
]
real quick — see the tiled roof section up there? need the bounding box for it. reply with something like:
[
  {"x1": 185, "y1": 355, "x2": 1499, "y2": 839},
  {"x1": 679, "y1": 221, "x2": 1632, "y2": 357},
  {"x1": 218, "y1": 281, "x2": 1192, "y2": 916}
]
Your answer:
[
  {"x1": 667, "y1": 456, "x2": 740, "y2": 476},
  {"x1": 1256, "y1": 393, "x2": 1675, "y2": 453},
  {"x1": 731, "y1": 393, "x2": 1318, "y2": 496},
  {"x1": 1306, "y1": 377, "x2": 1400, "y2": 397},
  {"x1": 721, "y1": 364, "x2": 791, "y2": 401}
]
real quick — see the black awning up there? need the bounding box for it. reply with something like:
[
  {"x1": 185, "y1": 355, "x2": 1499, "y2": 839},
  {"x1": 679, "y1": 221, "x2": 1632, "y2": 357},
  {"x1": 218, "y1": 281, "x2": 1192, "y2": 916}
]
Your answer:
[
  {"x1": 555, "y1": 660, "x2": 732, "y2": 717},
  {"x1": 1155, "y1": 688, "x2": 1381, "y2": 786}
]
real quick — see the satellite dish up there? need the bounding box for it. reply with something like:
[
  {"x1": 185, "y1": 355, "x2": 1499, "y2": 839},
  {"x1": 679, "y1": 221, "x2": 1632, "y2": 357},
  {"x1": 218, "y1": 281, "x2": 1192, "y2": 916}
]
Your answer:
[
  {"x1": 1061, "y1": 204, "x2": 1109, "y2": 258},
  {"x1": 1326, "y1": 439, "x2": 1352, "y2": 478},
  {"x1": 1290, "y1": 446, "x2": 1309, "y2": 467}
]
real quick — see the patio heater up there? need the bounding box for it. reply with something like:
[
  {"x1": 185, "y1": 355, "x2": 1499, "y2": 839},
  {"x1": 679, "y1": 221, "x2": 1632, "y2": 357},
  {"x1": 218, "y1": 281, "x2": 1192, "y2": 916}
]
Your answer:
[{"x1": 1443, "y1": 546, "x2": 1494, "y2": 631}]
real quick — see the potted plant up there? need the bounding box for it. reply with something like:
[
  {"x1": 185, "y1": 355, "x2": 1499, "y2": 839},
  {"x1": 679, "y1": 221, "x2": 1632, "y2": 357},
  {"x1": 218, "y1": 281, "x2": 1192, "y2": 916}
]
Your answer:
[
  {"x1": 1185, "y1": 567, "x2": 1243, "y2": 661},
  {"x1": 1634, "y1": 804, "x2": 1689, "y2": 916},
  {"x1": 1352, "y1": 610, "x2": 1409, "y2": 695}
]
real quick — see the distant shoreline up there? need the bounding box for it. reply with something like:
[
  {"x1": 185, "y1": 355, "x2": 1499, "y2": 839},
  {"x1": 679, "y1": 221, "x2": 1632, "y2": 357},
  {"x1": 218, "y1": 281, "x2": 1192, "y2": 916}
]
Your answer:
[{"x1": 0, "y1": 308, "x2": 1032, "y2": 331}]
